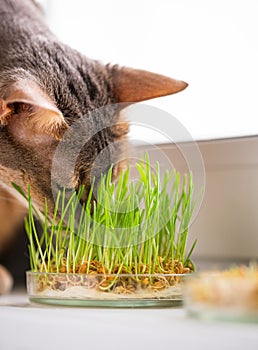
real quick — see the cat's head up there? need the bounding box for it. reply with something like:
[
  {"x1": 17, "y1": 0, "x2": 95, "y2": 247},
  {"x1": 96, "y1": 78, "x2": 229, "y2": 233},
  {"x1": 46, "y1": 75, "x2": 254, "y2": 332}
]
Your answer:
[{"x1": 0, "y1": 48, "x2": 187, "y2": 212}]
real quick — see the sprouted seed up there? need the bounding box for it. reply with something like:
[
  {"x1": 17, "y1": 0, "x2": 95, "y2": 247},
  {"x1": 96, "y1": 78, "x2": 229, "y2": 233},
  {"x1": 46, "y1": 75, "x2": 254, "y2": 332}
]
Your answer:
[{"x1": 13, "y1": 154, "x2": 198, "y2": 293}]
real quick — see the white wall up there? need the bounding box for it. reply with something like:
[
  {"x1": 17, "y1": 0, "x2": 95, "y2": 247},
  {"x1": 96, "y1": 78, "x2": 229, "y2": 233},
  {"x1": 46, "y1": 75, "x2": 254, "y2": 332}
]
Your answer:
[
  {"x1": 137, "y1": 137, "x2": 258, "y2": 261},
  {"x1": 41, "y1": 0, "x2": 258, "y2": 143}
]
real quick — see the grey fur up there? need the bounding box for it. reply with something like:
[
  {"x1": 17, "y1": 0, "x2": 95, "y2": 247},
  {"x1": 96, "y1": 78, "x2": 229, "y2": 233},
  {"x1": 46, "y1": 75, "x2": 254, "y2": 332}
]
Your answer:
[{"x1": 0, "y1": 0, "x2": 128, "y2": 210}]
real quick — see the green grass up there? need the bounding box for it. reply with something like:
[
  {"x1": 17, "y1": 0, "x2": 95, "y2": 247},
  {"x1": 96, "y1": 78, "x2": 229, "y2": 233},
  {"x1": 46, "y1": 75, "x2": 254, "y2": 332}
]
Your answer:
[{"x1": 13, "y1": 154, "x2": 197, "y2": 275}]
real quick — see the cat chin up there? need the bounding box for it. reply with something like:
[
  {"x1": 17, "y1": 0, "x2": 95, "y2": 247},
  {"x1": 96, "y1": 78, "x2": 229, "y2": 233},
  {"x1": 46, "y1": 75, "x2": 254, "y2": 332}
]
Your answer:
[{"x1": 0, "y1": 265, "x2": 13, "y2": 295}]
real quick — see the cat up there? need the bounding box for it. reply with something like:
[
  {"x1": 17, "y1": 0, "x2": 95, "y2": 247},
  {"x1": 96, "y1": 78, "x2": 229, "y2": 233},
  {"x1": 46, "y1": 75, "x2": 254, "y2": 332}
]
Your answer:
[{"x1": 0, "y1": 0, "x2": 187, "y2": 294}]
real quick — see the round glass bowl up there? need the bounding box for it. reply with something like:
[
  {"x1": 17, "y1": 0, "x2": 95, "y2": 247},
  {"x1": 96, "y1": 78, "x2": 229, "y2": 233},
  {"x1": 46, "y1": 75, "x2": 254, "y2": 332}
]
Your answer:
[
  {"x1": 184, "y1": 271, "x2": 258, "y2": 323},
  {"x1": 27, "y1": 271, "x2": 186, "y2": 307}
]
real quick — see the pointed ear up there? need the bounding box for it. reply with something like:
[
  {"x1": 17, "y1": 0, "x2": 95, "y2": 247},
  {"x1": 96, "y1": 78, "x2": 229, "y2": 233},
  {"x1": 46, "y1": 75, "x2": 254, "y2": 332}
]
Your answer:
[
  {"x1": 109, "y1": 65, "x2": 188, "y2": 103},
  {"x1": 0, "y1": 79, "x2": 68, "y2": 140}
]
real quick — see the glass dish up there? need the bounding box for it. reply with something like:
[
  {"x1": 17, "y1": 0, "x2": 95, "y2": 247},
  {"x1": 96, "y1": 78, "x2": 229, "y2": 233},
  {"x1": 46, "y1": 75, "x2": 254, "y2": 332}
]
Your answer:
[
  {"x1": 184, "y1": 271, "x2": 258, "y2": 323},
  {"x1": 27, "y1": 271, "x2": 186, "y2": 307}
]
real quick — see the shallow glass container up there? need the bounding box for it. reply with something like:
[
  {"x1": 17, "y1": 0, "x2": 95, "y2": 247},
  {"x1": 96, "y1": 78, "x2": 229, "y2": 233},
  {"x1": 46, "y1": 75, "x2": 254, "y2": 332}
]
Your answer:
[
  {"x1": 184, "y1": 272, "x2": 258, "y2": 323},
  {"x1": 27, "y1": 271, "x2": 187, "y2": 307}
]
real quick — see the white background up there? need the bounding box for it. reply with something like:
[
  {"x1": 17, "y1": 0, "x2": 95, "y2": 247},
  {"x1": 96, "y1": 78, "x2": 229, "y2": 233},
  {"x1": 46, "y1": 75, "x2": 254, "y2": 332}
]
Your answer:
[{"x1": 41, "y1": 0, "x2": 258, "y2": 143}]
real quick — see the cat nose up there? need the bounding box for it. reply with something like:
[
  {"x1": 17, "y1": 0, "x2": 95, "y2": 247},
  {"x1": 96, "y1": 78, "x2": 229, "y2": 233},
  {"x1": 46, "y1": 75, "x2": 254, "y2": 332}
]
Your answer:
[{"x1": 51, "y1": 182, "x2": 75, "y2": 201}]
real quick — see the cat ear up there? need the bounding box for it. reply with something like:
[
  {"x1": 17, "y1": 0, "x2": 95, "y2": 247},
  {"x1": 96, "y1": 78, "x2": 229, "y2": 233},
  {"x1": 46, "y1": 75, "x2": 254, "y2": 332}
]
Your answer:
[
  {"x1": 109, "y1": 65, "x2": 188, "y2": 103},
  {"x1": 0, "y1": 78, "x2": 68, "y2": 140}
]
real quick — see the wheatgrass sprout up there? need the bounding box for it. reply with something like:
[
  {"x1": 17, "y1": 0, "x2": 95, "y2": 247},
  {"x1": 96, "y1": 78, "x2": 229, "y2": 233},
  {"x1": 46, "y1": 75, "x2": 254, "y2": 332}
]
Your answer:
[{"x1": 13, "y1": 155, "x2": 197, "y2": 278}]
